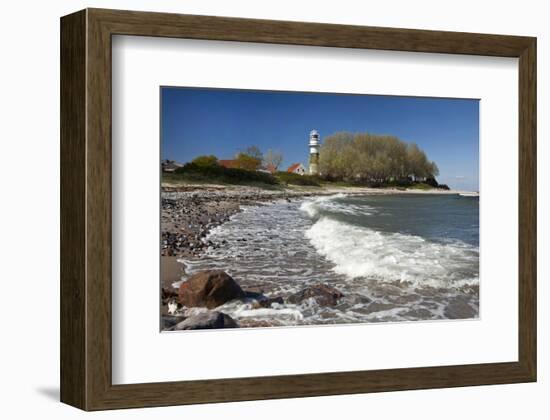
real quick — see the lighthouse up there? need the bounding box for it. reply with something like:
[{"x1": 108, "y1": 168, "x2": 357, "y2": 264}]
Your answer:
[{"x1": 309, "y1": 129, "x2": 321, "y2": 175}]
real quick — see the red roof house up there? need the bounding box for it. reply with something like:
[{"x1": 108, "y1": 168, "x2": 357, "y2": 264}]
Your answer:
[{"x1": 287, "y1": 163, "x2": 306, "y2": 175}]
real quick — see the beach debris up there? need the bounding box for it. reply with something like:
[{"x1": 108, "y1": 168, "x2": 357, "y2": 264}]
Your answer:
[
  {"x1": 178, "y1": 270, "x2": 245, "y2": 309},
  {"x1": 167, "y1": 300, "x2": 179, "y2": 315}
]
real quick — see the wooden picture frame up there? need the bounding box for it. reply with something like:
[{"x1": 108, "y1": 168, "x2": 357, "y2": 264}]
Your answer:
[{"x1": 60, "y1": 8, "x2": 536, "y2": 411}]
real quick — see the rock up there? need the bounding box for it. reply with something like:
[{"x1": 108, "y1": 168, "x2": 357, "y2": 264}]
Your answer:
[
  {"x1": 387, "y1": 294, "x2": 420, "y2": 305},
  {"x1": 364, "y1": 301, "x2": 397, "y2": 313},
  {"x1": 162, "y1": 315, "x2": 186, "y2": 329},
  {"x1": 237, "y1": 319, "x2": 277, "y2": 328},
  {"x1": 287, "y1": 284, "x2": 344, "y2": 306},
  {"x1": 178, "y1": 270, "x2": 245, "y2": 309},
  {"x1": 444, "y1": 299, "x2": 477, "y2": 319},
  {"x1": 402, "y1": 308, "x2": 434, "y2": 319},
  {"x1": 161, "y1": 287, "x2": 178, "y2": 303},
  {"x1": 171, "y1": 311, "x2": 238, "y2": 330},
  {"x1": 231, "y1": 291, "x2": 285, "y2": 309},
  {"x1": 345, "y1": 293, "x2": 372, "y2": 305},
  {"x1": 251, "y1": 295, "x2": 284, "y2": 309}
]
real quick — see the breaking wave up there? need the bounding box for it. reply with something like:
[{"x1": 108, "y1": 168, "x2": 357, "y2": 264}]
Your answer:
[
  {"x1": 178, "y1": 193, "x2": 479, "y2": 325},
  {"x1": 304, "y1": 216, "x2": 479, "y2": 288},
  {"x1": 299, "y1": 193, "x2": 376, "y2": 218}
]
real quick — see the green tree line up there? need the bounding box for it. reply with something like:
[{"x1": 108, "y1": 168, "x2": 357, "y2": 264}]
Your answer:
[
  {"x1": 189, "y1": 146, "x2": 284, "y2": 172},
  {"x1": 319, "y1": 132, "x2": 439, "y2": 182}
]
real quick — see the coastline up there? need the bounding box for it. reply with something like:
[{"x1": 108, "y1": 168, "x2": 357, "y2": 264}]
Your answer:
[
  {"x1": 163, "y1": 182, "x2": 477, "y2": 196},
  {"x1": 161, "y1": 182, "x2": 474, "y2": 260},
  {"x1": 160, "y1": 183, "x2": 478, "y2": 317},
  {"x1": 161, "y1": 185, "x2": 317, "y2": 306}
]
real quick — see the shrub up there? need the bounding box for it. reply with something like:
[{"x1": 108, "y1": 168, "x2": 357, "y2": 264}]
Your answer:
[
  {"x1": 234, "y1": 153, "x2": 262, "y2": 171},
  {"x1": 191, "y1": 155, "x2": 219, "y2": 168},
  {"x1": 425, "y1": 177, "x2": 439, "y2": 187},
  {"x1": 275, "y1": 172, "x2": 321, "y2": 186},
  {"x1": 173, "y1": 162, "x2": 278, "y2": 185},
  {"x1": 406, "y1": 182, "x2": 433, "y2": 190}
]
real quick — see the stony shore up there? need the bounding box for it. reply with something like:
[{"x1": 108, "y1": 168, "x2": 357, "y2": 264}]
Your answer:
[
  {"x1": 160, "y1": 183, "x2": 477, "y2": 329},
  {"x1": 161, "y1": 185, "x2": 322, "y2": 259},
  {"x1": 160, "y1": 184, "x2": 321, "y2": 317},
  {"x1": 162, "y1": 269, "x2": 349, "y2": 330},
  {"x1": 161, "y1": 183, "x2": 469, "y2": 259}
]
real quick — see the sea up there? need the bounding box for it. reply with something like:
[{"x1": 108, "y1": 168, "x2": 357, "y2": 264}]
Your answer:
[{"x1": 179, "y1": 193, "x2": 479, "y2": 327}]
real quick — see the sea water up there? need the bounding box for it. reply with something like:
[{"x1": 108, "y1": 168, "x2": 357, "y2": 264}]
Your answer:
[{"x1": 179, "y1": 193, "x2": 479, "y2": 326}]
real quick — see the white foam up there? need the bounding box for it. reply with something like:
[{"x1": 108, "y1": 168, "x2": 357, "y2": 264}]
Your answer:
[
  {"x1": 299, "y1": 193, "x2": 374, "y2": 218},
  {"x1": 305, "y1": 217, "x2": 479, "y2": 288},
  {"x1": 175, "y1": 196, "x2": 478, "y2": 325},
  {"x1": 231, "y1": 307, "x2": 304, "y2": 321}
]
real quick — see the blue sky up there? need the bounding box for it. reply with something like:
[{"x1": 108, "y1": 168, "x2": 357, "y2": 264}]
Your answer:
[{"x1": 161, "y1": 87, "x2": 479, "y2": 191}]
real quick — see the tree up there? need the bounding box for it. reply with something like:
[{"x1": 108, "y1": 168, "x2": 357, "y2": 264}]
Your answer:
[
  {"x1": 191, "y1": 155, "x2": 218, "y2": 168},
  {"x1": 318, "y1": 131, "x2": 354, "y2": 179},
  {"x1": 234, "y1": 153, "x2": 261, "y2": 171},
  {"x1": 429, "y1": 161, "x2": 440, "y2": 177},
  {"x1": 263, "y1": 149, "x2": 283, "y2": 170},
  {"x1": 241, "y1": 146, "x2": 263, "y2": 162},
  {"x1": 318, "y1": 131, "x2": 439, "y2": 183}
]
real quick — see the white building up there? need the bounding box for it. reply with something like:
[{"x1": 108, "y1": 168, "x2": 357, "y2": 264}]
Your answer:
[
  {"x1": 309, "y1": 129, "x2": 321, "y2": 175},
  {"x1": 287, "y1": 163, "x2": 306, "y2": 175}
]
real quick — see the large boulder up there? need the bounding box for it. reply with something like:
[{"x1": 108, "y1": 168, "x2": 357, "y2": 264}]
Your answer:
[
  {"x1": 287, "y1": 284, "x2": 344, "y2": 307},
  {"x1": 171, "y1": 311, "x2": 238, "y2": 330},
  {"x1": 178, "y1": 270, "x2": 245, "y2": 309}
]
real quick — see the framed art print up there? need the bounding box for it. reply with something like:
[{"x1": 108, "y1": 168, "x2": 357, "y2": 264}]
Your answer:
[{"x1": 60, "y1": 8, "x2": 536, "y2": 410}]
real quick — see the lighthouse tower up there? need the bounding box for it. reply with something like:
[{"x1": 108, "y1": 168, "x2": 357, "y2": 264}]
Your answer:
[{"x1": 308, "y1": 129, "x2": 321, "y2": 175}]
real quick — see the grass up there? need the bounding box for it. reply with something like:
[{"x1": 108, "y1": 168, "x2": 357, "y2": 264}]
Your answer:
[
  {"x1": 405, "y1": 182, "x2": 435, "y2": 190},
  {"x1": 274, "y1": 172, "x2": 321, "y2": 187},
  {"x1": 163, "y1": 164, "x2": 448, "y2": 191},
  {"x1": 163, "y1": 164, "x2": 281, "y2": 189}
]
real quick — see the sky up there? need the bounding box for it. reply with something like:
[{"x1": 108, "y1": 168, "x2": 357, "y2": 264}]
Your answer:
[{"x1": 161, "y1": 87, "x2": 479, "y2": 191}]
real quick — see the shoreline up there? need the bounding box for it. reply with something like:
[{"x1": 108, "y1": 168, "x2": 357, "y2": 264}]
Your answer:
[
  {"x1": 160, "y1": 183, "x2": 479, "y2": 327},
  {"x1": 161, "y1": 186, "x2": 319, "y2": 302},
  {"x1": 161, "y1": 182, "x2": 471, "y2": 261},
  {"x1": 162, "y1": 182, "x2": 477, "y2": 196}
]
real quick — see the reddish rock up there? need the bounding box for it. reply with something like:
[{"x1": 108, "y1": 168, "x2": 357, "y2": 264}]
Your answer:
[
  {"x1": 178, "y1": 270, "x2": 245, "y2": 309},
  {"x1": 287, "y1": 284, "x2": 344, "y2": 306}
]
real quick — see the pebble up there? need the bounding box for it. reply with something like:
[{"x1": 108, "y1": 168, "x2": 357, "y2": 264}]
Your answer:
[{"x1": 161, "y1": 188, "x2": 317, "y2": 258}]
